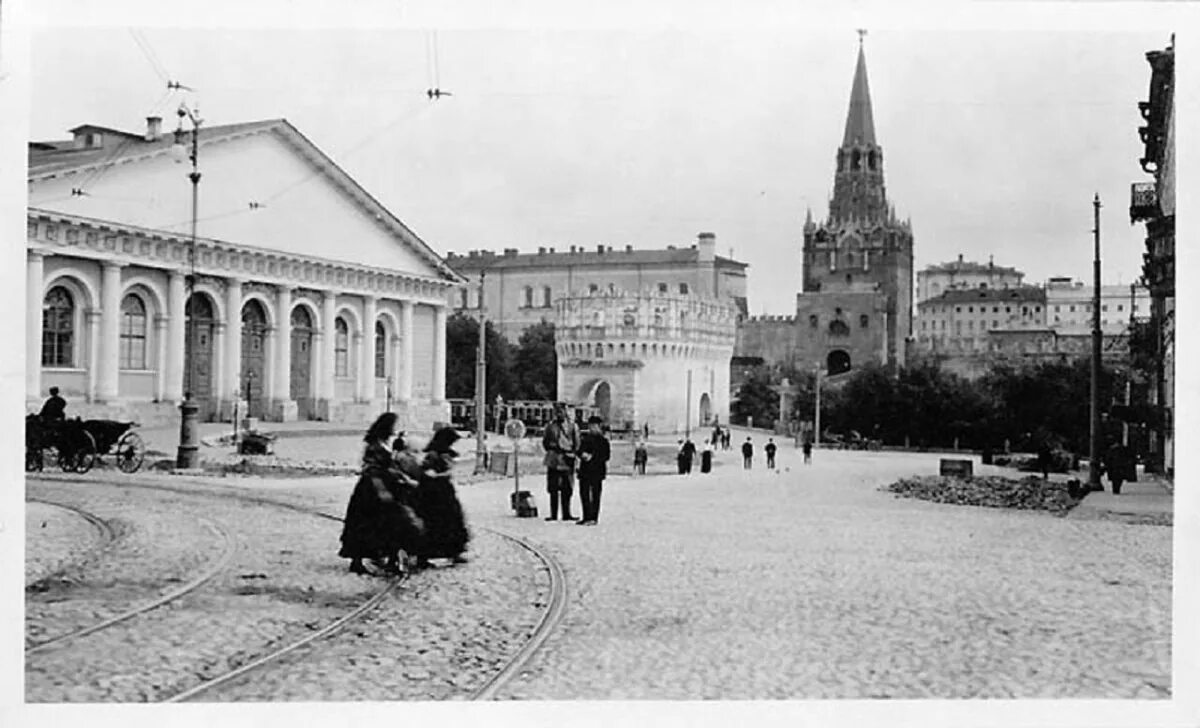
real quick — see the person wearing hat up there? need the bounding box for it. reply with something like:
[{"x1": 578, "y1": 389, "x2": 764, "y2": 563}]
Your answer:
[
  {"x1": 39, "y1": 386, "x2": 67, "y2": 423},
  {"x1": 413, "y1": 426, "x2": 471, "y2": 566},
  {"x1": 577, "y1": 415, "x2": 611, "y2": 526},
  {"x1": 542, "y1": 403, "x2": 581, "y2": 521}
]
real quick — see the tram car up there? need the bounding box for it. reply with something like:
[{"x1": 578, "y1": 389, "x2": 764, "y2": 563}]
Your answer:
[{"x1": 447, "y1": 398, "x2": 601, "y2": 437}]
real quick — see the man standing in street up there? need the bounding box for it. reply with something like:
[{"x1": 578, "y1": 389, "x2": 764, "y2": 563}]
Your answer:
[
  {"x1": 577, "y1": 416, "x2": 610, "y2": 525},
  {"x1": 765, "y1": 438, "x2": 778, "y2": 470},
  {"x1": 542, "y1": 403, "x2": 581, "y2": 521},
  {"x1": 742, "y1": 437, "x2": 754, "y2": 469}
]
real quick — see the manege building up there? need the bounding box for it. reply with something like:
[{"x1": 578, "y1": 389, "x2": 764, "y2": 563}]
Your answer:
[{"x1": 27, "y1": 116, "x2": 462, "y2": 429}]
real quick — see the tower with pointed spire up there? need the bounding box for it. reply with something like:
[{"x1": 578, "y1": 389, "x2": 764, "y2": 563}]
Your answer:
[{"x1": 799, "y1": 33, "x2": 914, "y2": 369}]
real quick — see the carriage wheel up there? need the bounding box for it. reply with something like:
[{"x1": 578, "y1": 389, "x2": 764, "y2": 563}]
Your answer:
[
  {"x1": 58, "y1": 430, "x2": 97, "y2": 474},
  {"x1": 115, "y1": 431, "x2": 146, "y2": 473}
]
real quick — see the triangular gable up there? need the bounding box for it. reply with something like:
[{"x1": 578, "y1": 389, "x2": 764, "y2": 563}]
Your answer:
[{"x1": 28, "y1": 119, "x2": 463, "y2": 284}]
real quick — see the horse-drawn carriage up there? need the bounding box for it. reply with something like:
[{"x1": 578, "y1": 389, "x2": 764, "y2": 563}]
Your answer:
[{"x1": 25, "y1": 416, "x2": 147, "y2": 474}]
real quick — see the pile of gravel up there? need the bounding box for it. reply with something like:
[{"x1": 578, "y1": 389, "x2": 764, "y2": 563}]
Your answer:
[{"x1": 882, "y1": 475, "x2": 1084, "y2": 516}]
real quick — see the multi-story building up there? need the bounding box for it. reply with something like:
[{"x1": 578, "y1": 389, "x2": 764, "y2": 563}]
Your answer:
[
  {"x1": 1130, "y1": 37, "x2": 1175, "y2": 475},
  {"x1": 736, "y1": 35, "x2": 914, "y2": 378},
  {"x1": 554, "y1": 291, "x2": 735, "y2": 433},
  {"x1": 916, "y1": 255, "x2": 1025, "y2": 303},
  {"x1": 914, "y1": 286, "x2": 1047, "y2": 355},
  {"x1": 27, "y1": 116, "x2": 461, "y2": 428},
  {"x1": 445, "y1": 233, "x2": 748, "y2": 342},
  {"x1": 1043, "y1": 277, "x2": 1151, "y2": 334}
]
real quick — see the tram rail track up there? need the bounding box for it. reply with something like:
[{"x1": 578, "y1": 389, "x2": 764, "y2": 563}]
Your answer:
[{"x1": 26, "y1": 473, "x2": 567, "y2": 701}]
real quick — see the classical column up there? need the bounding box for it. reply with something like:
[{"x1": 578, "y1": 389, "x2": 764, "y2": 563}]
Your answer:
[
  {"x1": 26, "y1": 251, "x2": 44, "y2": 401},
  {"x1": 85, "y1": 310, "x2": 101, "y2": 402},
  {"x1": 359, "y1": 295, "x2": 377, "y2": 403},
  {"x1": 96, "y1": 261, "x2": 123, "y2": 402},
  {"x1": 223, "y1": 279, "x2": 243, "y2": 416},
  {"x1": 432, "y1": 304, "x2": 447, "y2": 402},
  {"x1": 319, "y1": 290, "x2": 337, "y2": 418},
  {"x1": 154, "y1": 315, "x2": 169, "y2": 402},
  {"x1": 274, "y1": 286, "x2": 293, "y2": 418},
  {"x1": 390, "y1": 334, "x2": 403, "y2": 405},
  {"x1": 165, "y1": 270, "x2": 186, "y2": 402},
  {"x1": 398, "y1": 299, "x2": 414, "y2": 400}
]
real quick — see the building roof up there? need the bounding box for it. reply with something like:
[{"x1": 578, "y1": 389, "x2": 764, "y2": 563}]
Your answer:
[
  {"x1": 445, "y1": 247, "x2": 747, "y2": 271},
  {"x1": 28, "y1": 118, "x2": 464, "y2": 284},
  {"x1": 920, "y1": 258, "x2": 1021, "y2": 275},
  {"x1": 842, "y1": 41, "x2": 877, "y2": 148},
  {"x1": 921, "y1": 286, "x2": 1046, "y2": 305}
]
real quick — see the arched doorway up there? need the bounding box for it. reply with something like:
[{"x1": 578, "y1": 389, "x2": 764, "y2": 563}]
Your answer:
[
  {"x1": 241, "y1": 300, "x2": 269, "y2": 418},
  {"x1": 827, "y1": 349, "x2": 851, "y2": 376},
  {"x1": 698, "y1": 392, "x2": 712, "y2": 426},
  {"x1": 290, "y1": 306, "x2": 315, "y2": 419},
  {"x1": 576, "y1": 379, "x2": 614, "y2": 423},
  {"x1": 184, "y1": 293, "x2": 216, "y2": 419}
]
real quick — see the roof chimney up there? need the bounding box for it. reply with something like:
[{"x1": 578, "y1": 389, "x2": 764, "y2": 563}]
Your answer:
[
  {"x1": 145, "y1": 116, "x2": 162, "y2": 142},
  {"x1": 958, "y1": 253, "x2": 964, "y2": 264},
  {"x1": 538, "y1": 246, "x2": 546, "y2": 255},
  {"x1": 625, "y1": 244, "x2": 633, "y2": 253},
  {"x1": 597, "y1": 244, "x2": 605, "y2": 254}
]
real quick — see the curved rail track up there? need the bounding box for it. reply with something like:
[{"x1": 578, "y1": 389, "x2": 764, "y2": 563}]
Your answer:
[
  {"x1": 25, "y1": 497, "x2": 118, "y2": 586},
  {"x1": 27, "y1": 474, "x2": 568, "y2": 701}
]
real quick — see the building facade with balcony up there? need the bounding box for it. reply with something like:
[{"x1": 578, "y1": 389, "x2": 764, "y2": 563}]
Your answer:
[
  {"x1": 445, "y1": 233, "x2": 748, "y2": 342},
  {"x1": 554, "y1": 291, "x2": 736, "y2": 434},
  {"x1": 1130, "y1": 37, "x2": 1175, "y2": 475},
  {"x1": 27, "y1": 117, "x2": 462, "y2": 429},
  {"x1": 916, "y1": 254, "x2": 1025, "y2": 303}
]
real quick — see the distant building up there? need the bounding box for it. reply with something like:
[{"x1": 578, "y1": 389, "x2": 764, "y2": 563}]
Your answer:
[
  {"x1": 554, "y1": 291, "x2": 735, "y2": 433},
  {"x1": 445, "y1": 234, "x2": 748, "y2": 342},
  {"x1": 1130, "y1": 37, "x2": 1175, "y2": 475},
  {"x1": 916, "y1": 255, "x2": 1024, "y2": 303},
  {"x1": 914, "y1": 286, "x2": 1046, "y2": 355},
  {"x1": 1043, "y1": 277, "x2": 1150, "y2": 335},
  {"x1": 736, "y1": 35, "x2": 913, "y2": 378}
]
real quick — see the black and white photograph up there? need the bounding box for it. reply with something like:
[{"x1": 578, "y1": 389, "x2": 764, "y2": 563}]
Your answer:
[{"x1": 3, "y1": 1, "x2": 1195, "y2": 726}]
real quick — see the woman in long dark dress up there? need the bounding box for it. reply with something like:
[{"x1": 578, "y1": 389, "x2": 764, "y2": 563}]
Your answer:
[
  {"x1": 339, "y1": 413, "x2": 423, "y2": 575},
  {"x1": 414, "y1": 426, "x2": 471, "y2": 567}
]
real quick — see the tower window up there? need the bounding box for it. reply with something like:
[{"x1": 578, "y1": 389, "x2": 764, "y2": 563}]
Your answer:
[
  {"x1": 859, "y1": 314, "x2": 869, "y2": 329},
  {"x1": 657, "y1": 282, "x2": 668, "y2": 294},
  {"x1": 678, "y1": 282, "x2": 689, "y2": 295},
  {"x1": 809, "y1": 315, "x2": 819, "y2": 328}
]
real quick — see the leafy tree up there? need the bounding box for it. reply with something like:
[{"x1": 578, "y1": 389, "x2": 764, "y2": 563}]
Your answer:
[
  {"x1": 444, "y1": 312, "x2": 515, "y2": 400},
  {"x1": 731, "y1": 364, "x2": 779, "y2": 426},
  {"x1": 512, "y1": 321, "x2": 558, "y2": 400}
]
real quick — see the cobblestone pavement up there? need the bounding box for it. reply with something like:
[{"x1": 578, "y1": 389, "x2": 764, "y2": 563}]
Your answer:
[
  {"x1": 26, "y1": 439, "x2": 1173, "y2": 701},
  {"x1": 25, "y1": 500, "x2": 110, "y2": 587}
]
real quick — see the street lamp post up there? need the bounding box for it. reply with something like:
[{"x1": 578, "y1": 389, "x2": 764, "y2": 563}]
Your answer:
[
  {"x1": 174, "y1": 103, "x2": 203, "y2": 470},
  {"x1": 813, "y1": 363, "x2": 823, "y2": 448},
  {"x1": 474, "y1": 271, "x2": 488, "y2": 475},
  {"x1": 1089, "y1": 193, "x2": 1103, "y2": 489}
]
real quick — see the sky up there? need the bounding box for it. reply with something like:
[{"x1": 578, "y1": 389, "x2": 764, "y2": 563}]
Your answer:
[{"x1": 19, "y1": 4, "x2": 1180, "y2": 317}]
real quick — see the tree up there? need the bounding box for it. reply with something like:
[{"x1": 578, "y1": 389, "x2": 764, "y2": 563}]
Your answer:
[
  {"x1": 731, "y1": 364, "x2": 779, "y2": 426},
  {"x1": 444, "y1": 312, "x2": 515, "y2": 400},
  {"x1": 512, "y1": 321, "x2": 558, "y2": 400}
]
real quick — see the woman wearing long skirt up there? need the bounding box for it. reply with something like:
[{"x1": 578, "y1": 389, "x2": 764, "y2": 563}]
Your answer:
[
  {"x1": 339, "y1": 413, "x2": 423, "y2": 575},
  {"x1": 414, "y1": 426, "x2": 471, "y2": 567},
  {"x1": 700, "y1": 441, "x2": 713, "y2": 473}
]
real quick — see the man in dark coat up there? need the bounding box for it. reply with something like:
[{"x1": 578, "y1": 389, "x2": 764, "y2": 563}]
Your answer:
[
  {"x1": 542, "y1": 403, "x2": 581, "y2": 521},
  {"x1": 39, "y1": 387, "x2": 66, "y2": 422},
  {"x1": 577, "y1": 416, "x2": 611, "y2": 525},
  {"x1": 765, "y1": 438, "x2": 778, "y2": 469},
  {"x1": 742, "y1": 437, "x2": 753, "y2": 469},
  {"x1": 680, "y1": 438, "x2": 696, "y2": 474}
]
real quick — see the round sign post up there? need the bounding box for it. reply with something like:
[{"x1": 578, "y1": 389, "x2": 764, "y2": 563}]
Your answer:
[{"x1": 504, "y1": 419, "x2": 527, "y2": 512}]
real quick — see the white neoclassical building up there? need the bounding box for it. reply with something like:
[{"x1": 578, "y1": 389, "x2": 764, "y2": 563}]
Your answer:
[{"x1": 27, "y1": 116, "x2": 463, "y2": 429}]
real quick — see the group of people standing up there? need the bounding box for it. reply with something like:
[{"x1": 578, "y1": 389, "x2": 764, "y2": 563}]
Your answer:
[
  {"x1": 542, "y1": 403, "x2": 611, "y2": 525},
  {"x1": 338, "y1": 414, "x2": 470, "y2": 576}
]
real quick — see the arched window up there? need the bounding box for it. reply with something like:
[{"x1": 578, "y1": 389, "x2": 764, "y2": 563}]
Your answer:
[
  {"x1": 828, "y1": 320, "x2": 850, "y2": 337},
  {"x1": 42, "y1": 286, "x2": 74, "y2": 367},
  {"x1": 335, "y1": 317, "x2": 349, "y2": 377},
  {"x1": 374, "y1": 322, "x2": 386, "y2": 378},
  {"x1": 542, "y1": 286, "x2": 552, "y2": 307},
  {"x1": 119, "y1": 294, "x2": 148, "y2": 369},
  {"x1": 809, "y1": 314, "x2": 819, "y2": 328},
  {"x1": 522, "y1": 286, "x2": 533, "y2": 308},
  {"x1": 859, "y1": 314, "x2": 869, "y2": 329}
]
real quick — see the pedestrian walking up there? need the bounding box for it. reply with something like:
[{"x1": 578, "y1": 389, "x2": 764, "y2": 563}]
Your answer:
[
  {"x1": 542, "y1": 403, "x2": 581, "y2": 521},
  {"x1": 700, "y1": 440, "x2": 713, "y2": 473},
  {"x1": 765, "y1": 438, "x2": 777, "y2": 469},
  {"x1": 339, "y1": 413, "x2": 424, "y2": 576},
  {"x1": 682, "y1": 438, "x2": 696, "y2": 474},
  {"x1": 633, "y1": 439, "x2": 648, "y2": 475},
  {"x1": 742, "y1": 437, "x2": 753, "y2": 469},
  {"x1": 413, "y1": 426, "x2": 471, "y2": 566},
  {"x1": 723, "y1": 428, "x2": 732, "y2": 451},
  {"x1": 577, "y1": 416, "x2": 610, "y2": 525},
  {"x1": 802, "y1": 437, "x2": 813, "y2": 464},
  {"x1": 711, "y1": 426, "x2": 721, "y2": 448}
]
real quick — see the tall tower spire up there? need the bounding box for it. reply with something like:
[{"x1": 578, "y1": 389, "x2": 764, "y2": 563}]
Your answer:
[
  {"x1": 829, "y1": 31, "x2": 887, "y2": 225},
  {"x1": 843, "y1": 30, "x2": 877, "y2": 147}
]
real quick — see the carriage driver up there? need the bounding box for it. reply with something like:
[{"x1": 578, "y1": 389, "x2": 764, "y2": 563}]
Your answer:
[{"x1": 39, "y1": 387, "x2": 67, "y2": 423}]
